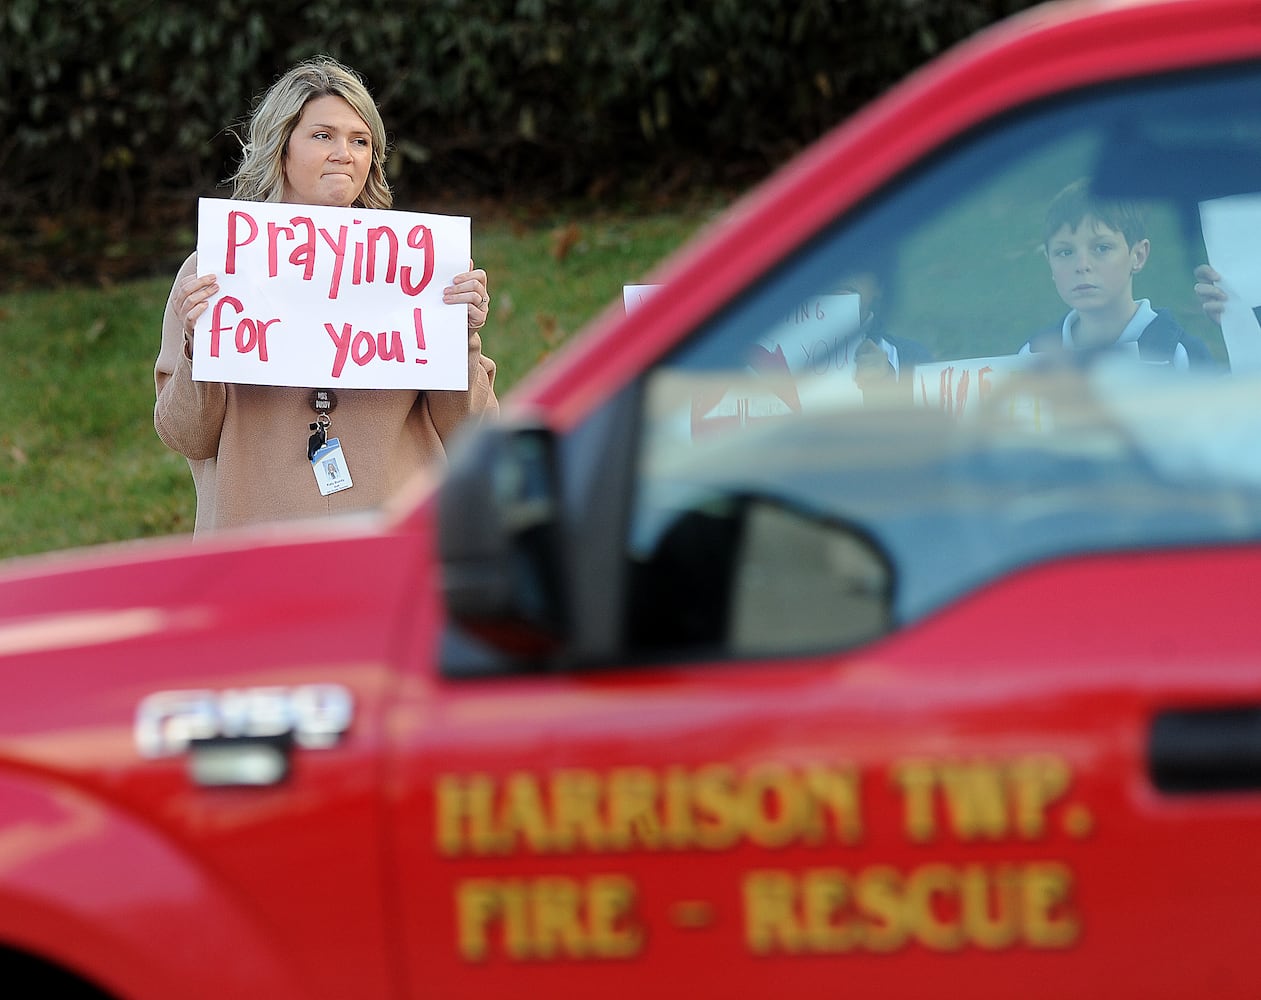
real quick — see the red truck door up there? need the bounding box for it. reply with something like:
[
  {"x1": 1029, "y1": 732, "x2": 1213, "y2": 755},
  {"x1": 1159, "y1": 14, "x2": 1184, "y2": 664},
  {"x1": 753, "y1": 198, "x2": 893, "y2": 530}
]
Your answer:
[{"x1": 389, "y1": 15, "x2": 1261, "y2": 999}]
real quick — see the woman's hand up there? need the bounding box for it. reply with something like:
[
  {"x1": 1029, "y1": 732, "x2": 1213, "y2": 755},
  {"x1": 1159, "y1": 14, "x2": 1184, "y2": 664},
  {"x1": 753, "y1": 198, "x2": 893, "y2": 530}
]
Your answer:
[
  {"x1": 174, "y1": 273, "x2": 220, "y2": 340},
  {"x1": 446, "y1": 260, "x2": 490, "y2": 332},
  {"x1": 1194, "y1": 263, "x2": 1227, "y2": 325}
]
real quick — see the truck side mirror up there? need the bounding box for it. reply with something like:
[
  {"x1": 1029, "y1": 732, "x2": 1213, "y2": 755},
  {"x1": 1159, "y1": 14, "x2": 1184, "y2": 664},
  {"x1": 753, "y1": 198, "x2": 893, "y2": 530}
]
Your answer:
[
  {"x1": 727, "y1": 497, "x2": 894, "y2": 654},
  {"x1": 437, "y1": 424, "x2": 568, "y2": 658},
  {"x1": 628, "y1": 493, "x2": 895, "y2": 656}
]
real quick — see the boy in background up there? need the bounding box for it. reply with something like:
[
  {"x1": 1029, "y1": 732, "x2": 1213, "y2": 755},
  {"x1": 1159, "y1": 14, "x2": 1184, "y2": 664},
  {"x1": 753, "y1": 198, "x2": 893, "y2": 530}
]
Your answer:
[{"x1": 1017, "y1": 177, "x2": 1215, "y2": 369}]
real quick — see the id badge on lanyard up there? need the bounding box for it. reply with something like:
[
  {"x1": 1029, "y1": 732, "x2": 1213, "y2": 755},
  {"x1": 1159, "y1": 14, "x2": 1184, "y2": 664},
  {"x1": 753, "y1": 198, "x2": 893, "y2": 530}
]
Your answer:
[{"x1": 306, "y1": 389, "x2": 353, "y2": 497}]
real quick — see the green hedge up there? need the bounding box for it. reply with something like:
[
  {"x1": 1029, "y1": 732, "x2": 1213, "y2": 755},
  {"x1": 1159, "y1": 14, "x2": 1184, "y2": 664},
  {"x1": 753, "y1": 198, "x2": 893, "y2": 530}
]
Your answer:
[{"x1": 3, "y1": 0, "x2": 1040, "y2": 280}]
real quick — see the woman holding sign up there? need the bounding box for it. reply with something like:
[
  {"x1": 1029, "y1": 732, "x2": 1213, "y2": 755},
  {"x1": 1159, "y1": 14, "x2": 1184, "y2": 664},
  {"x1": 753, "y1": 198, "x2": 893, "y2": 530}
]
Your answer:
[{"x1": 155, "y1": 57, "x2": 498, "y2": 533}]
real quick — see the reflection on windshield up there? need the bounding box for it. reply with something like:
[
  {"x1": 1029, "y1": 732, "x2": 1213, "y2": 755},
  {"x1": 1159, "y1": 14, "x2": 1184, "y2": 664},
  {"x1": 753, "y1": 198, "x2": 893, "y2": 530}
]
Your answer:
[{"x1": 636, "y1": 360, "x2": 1261, "y2": 624}]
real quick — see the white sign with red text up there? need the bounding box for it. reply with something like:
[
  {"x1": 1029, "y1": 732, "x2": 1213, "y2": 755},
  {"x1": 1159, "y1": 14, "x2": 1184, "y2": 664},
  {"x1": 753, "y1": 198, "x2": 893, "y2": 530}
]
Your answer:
[
  {"x1": 624, "y1": 284, "x2": 864, "y2": 379},
  {"x1": 913, "y1": 353, "x2": 1041, "y2": 422},
  {"x1": 193, "y1": 198, "x2": 471, "y2": 389}
]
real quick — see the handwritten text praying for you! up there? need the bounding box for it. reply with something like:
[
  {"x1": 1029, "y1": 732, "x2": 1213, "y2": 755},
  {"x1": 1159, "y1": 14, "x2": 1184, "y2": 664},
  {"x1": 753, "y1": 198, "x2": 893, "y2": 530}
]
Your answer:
[{"x1": 193, "y1": 198, "x2": 472, "y2": 390}]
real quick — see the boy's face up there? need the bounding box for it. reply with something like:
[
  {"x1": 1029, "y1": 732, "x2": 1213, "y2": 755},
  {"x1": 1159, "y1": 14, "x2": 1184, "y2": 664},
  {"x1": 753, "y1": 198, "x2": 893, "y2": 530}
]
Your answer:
[{"x1": 1046, "y1": 216, "x2": 1149, "y2": 314}]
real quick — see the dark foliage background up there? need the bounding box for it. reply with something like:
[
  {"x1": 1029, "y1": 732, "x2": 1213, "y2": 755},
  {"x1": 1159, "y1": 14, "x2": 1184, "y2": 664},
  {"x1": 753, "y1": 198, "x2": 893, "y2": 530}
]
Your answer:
[{"x1": 2, "y1": 0, "x2": 1044, "y2": 289}]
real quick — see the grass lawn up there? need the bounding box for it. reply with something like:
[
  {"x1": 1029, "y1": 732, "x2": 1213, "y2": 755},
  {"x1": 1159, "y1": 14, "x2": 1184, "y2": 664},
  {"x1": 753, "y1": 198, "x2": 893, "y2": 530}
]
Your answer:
[{"x1": 0, "y1": 202, "x2": 724, "y2": 560}]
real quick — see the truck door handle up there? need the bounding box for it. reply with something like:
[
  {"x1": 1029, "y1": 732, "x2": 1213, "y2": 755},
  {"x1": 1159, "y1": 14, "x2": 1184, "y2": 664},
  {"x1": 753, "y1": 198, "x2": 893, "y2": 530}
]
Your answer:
[{"x1": 1149, "y1": 707, "x2": 1261, "y2": 794}]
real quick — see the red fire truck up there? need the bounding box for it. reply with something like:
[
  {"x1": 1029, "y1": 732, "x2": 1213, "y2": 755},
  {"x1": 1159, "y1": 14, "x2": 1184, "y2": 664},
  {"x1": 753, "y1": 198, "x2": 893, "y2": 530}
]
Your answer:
[{"x1": 4, "y1": 0, "x2": 1261, "y2": 996}]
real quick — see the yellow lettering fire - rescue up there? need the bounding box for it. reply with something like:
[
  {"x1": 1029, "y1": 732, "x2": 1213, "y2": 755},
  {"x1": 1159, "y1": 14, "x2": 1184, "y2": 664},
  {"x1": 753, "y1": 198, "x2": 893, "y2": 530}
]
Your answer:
[
  {"x1": 456, "y1": 874, "x2": 643, "y2": 962},
  {"x1": 743, "y1": 862, "x2": 1080, "y2": 954}
]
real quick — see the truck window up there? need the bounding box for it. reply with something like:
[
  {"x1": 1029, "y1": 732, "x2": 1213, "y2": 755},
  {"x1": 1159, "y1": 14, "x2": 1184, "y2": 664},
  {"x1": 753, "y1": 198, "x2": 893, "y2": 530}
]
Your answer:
[{"x1": 626, "y1": 60, "x2": 1261, "y2": 656}]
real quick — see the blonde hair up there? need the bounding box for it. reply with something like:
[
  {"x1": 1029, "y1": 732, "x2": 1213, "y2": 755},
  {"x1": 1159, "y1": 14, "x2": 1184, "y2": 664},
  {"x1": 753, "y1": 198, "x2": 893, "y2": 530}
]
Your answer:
[{"x1": 228, "y1": 57, "x2": 392, "y2": 209}]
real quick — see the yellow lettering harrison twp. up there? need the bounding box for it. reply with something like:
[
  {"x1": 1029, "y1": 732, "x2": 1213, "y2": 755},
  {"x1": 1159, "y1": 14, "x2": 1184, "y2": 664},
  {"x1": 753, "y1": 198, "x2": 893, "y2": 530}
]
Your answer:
[{"x1": 435, "y1": 763, "x2": 863, "y2": 857}]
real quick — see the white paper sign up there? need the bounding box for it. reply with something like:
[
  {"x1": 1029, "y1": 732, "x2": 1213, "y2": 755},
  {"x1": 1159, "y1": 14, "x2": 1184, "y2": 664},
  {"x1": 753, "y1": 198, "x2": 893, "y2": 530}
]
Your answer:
[
  {"x1": 625, "y1": 285, "x2": 873, "y2": 434},
  {"x1": 1199, "y1": 194, "x2": 1261, "y2": 372},
  {"x1": 913, "y1": 353, "x2": 1039, "y2": 421},
  {"x1": 623, "y1": 286, "x2": 864, "y2": 374},
  {"x1": 624, "y1": 283, "x2": 661, "y2": 313},
  {"x1": 194, "y1": 198, "x2": 471, "y2": 389},
  {"x1": 759, "y1": 294, "x2": 862, "y2": 376}
]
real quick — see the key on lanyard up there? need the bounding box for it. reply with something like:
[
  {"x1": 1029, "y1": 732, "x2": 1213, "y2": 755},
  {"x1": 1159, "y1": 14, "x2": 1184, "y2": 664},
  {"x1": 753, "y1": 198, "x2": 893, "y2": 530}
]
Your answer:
[{"x1": 307, "y1": 413, "x2": 330, "y2": 461}]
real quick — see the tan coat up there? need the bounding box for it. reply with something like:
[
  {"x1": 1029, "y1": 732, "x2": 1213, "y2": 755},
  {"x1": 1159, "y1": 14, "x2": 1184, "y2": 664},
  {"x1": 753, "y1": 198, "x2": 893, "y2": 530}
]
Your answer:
[{"x1": 155, "y1": 253, "x2": 498, "y2": 534}]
